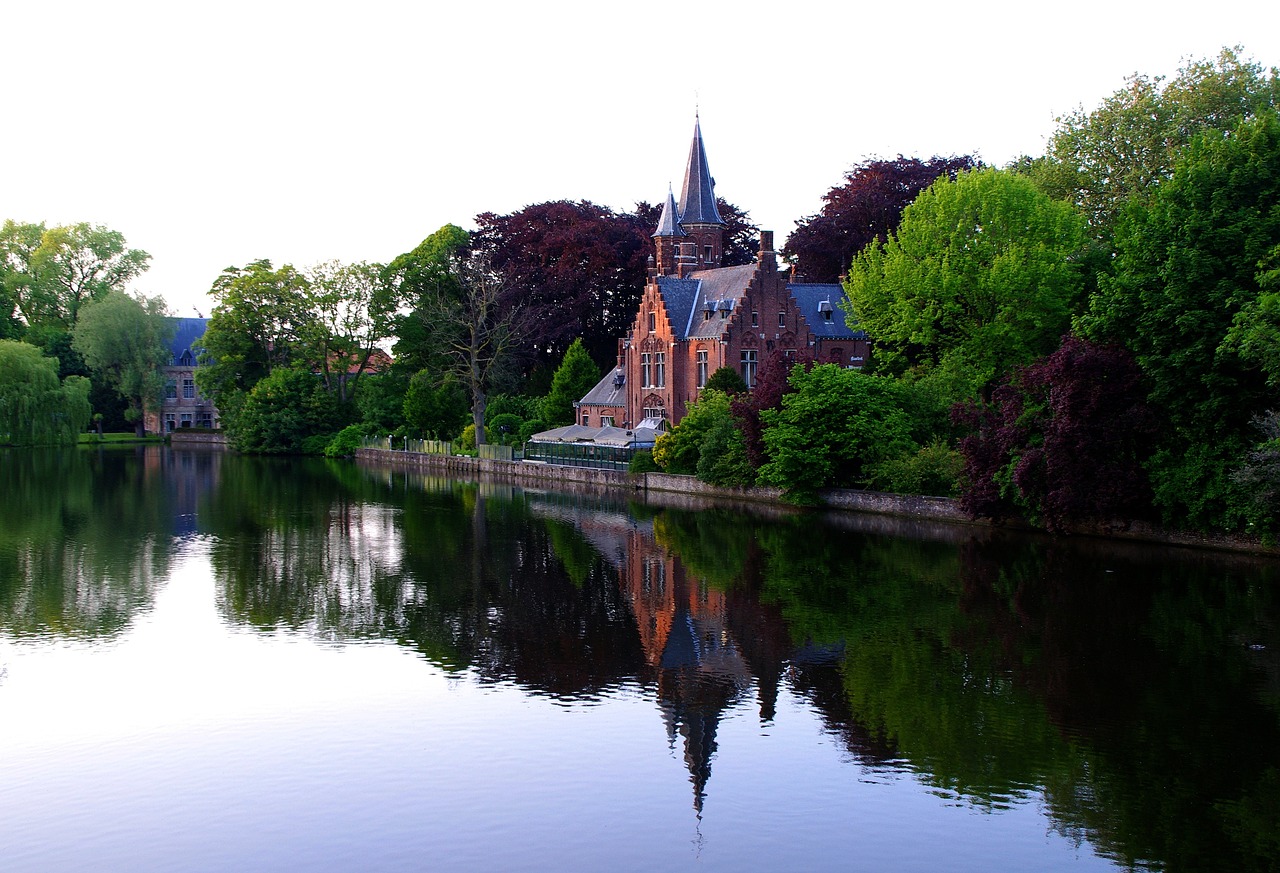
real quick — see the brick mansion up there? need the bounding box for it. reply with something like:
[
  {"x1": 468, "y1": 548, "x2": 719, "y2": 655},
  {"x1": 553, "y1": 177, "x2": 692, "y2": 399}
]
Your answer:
[{"x1": 577, "y1": 116, "x2": 869, "y2": 431}]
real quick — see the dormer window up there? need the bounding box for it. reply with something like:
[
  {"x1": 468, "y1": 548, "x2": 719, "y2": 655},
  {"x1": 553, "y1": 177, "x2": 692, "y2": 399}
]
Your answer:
[{"x1": 818, "y1": 300, "x2": 834, "y2": 322}]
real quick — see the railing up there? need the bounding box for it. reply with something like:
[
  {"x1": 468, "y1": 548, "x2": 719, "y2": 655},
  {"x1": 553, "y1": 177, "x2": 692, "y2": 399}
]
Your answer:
[
  {"x1": 522, "y1": 441, "x2": 634, "y2": 471},
  {"x1": 361, "y1": 435, "x2": 392, "y2": 450},
  {"x1": 409, "y1": 438, "x2": 452, "y2": 455},
  {"x1": 479, "y1": 443, "x2": 513, "y2": 461}
]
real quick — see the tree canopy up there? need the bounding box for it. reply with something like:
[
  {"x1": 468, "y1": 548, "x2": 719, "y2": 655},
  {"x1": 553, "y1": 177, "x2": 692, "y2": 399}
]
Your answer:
[
  {"x1": 1077, "y1": 109, "x2": 1280, "y2": 529},
  {"x1": 1032, "y1": 47, "x2": 1280, "y2": 234},
  {"x1": 0, "y1": 220, "x2": 150, "y2": 329},
  {"x1": 845, "y1": 168, "x2": 1086, "y2": 400},
  {"x1": 72, "y1": 291, "x2": 173, "y2": 436},
  {"x1": 783, "y1": 155, "x2": 979, "y2": 283},
  {"x1": 0, "y1": 339, "x2": 91, "y2": 445},
  {"x1": 390, "y1": 225, "x2": 526, "y2": 444}
]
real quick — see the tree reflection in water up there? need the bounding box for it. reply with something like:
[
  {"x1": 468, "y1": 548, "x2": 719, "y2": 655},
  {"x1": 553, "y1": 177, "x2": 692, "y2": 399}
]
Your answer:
[{"x1": 5, "y1": 448, "x2": 1275, "y2": 871}]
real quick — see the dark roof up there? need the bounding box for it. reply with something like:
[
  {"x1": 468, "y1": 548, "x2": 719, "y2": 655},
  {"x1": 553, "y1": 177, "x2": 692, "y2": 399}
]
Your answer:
[
  {"x1": 166, "y1": 317, "x2": 209, "y2": 365},
  {"x1": 652, "y1": 186, "x2": 685, "y2": 238},
  {"x1": 579, "y1": 368, "x2": 627, "y2": 407},
  {"x1": 656, "y1": 263, "x2": 757, "y2": 340},
  {"x1": 677, "y1": 115, "x2": 723, "y2": 227},
  {"x1": 787, "y1": 283, "x2": 866, "y2": 340}
]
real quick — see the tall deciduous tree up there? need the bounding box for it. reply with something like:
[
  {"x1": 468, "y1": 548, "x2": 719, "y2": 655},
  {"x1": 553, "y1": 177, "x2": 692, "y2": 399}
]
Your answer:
[
  {"x1": 1033, "y1": 47, "x2": 1280, "y2": 235},
  {"x1": 845, "y1": 169, "x2": 1086, "y2": 400},
  {"x1": 0, "y1": 220, "x2": 150, "y2": 328},
  {"x1": 195, "y1": 260, "x2": 315, "y2": 409},
  {"x1": 0, "y1": 339, "x2": 91, "y2": 445},
  {"x1": 783, "y1": 155, "x2": 979, "y2": 283},
  {"x1": 391, "y1": 225, "x2": 525, "y2": 445},
  {"x1": 1077, "y1": 110, "x2": 1280, "y2": 530},
  {"x1": 306, "y1": 259, "x2": 395, "y2": 402},
  {"x1": 472, "y1": 201, "x2": 651, "y2": 367},
  {"x1": 72, "y1": 291, "x2": 173, "y2": 436}
]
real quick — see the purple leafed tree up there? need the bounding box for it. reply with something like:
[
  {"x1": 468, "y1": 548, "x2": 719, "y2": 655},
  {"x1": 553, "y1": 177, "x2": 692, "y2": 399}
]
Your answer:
[
  {"x1": 955, "y1": 336, "x2": 1159, "y2": 531},
  {"x1": 783, "y1": 155, "x2": 980, "y2": 283}
]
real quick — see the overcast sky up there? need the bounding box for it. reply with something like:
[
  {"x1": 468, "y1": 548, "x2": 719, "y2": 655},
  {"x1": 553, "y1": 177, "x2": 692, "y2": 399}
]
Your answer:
[{"x1": 5, "y1": 0, "x2": 1278, "y2": 316}]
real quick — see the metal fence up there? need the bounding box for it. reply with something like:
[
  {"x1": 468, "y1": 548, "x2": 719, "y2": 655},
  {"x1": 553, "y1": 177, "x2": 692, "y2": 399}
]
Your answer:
[
  {"x1": 479, "y1": 443, "x2": 513, "y2": 461},
  {"x1": 522, "y1": 441, "x2": 634, "y2": 471}
]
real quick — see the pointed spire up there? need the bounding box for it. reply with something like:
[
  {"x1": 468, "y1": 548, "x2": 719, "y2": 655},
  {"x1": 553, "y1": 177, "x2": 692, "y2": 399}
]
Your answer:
[
  {"x1": 678, "y1": 114, "x2": 724, "y2": 227},
  {"x1": 653, "y1": 184, "x2": 686, "y2": 238}
]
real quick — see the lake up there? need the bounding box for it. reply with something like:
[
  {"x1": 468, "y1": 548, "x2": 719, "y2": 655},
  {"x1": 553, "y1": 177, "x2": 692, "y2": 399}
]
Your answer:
[{"x1": 1, "y1": 446, "x2": 1277, "y2": 872}]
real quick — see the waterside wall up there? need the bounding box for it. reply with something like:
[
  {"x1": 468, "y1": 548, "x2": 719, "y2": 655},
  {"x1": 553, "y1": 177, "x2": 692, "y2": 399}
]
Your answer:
[{"x1": 355, "y1": 448, "x2": 1280, "y2": 557}]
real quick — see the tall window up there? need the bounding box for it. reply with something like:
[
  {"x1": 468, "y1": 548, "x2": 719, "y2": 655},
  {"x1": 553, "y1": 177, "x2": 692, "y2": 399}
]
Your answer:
[
  {"x1": 777, "y1": 311, "x2": 786, "y2": 328},
  {"x1": 648, "y1": 311, "x2": 656, "y2": 333},
  {"x1": 641, "y1": 353, "x2": 652, "y2": 387},
  {"x1": 165, "y1": 380, "x2": 177, "y2": 400},
  {"x1": 696, "y1": 350, "x2": 708, "y2": 387},
  {"x1": 704, "y1": 245, "x2": 713, "y2": 263},
  {"x1": 182, "y1": 378, "x2": 195, "y2": 399},
  {"x1": 655, "y1": 352, "x2": 665, "y2": 388},
  {"x1": 751, "y1": 311, "x2": 759, "y2": 327},
  {"x1": 741, "y1": 350, "x2": 758, "y2": 388}
]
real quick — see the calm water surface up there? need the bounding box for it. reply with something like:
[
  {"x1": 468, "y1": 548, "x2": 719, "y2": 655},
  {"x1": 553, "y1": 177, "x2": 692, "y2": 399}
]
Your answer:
[{"x1": 1, "y1": 446, "x2": 1277, "y2": 872}]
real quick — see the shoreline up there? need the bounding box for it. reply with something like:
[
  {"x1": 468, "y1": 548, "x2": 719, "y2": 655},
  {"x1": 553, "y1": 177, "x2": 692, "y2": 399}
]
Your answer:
[{"x1": 354, "y1": 448, "x2": 1280, "y2": 558}]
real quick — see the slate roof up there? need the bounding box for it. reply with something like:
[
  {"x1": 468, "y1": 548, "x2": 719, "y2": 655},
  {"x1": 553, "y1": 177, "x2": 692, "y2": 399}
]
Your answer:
[
  {"x1": 787, "y1": 283, "x2": 867, "y2": 340},
  {"x1": 677, "y1": 115, "x2": 724, "y2": 226},
  {"x1": 652, "y1": 186, "x2": 685, "y2": 238},
  {"x1": 166, "y1": 317, "x2": 209, "y2": 366},
  {"x1": 657, "y1": 264, "x2": 757, "y2": 340},
  {"x1": 579, "y1": 368, "x2": 627, "y2": 407}
]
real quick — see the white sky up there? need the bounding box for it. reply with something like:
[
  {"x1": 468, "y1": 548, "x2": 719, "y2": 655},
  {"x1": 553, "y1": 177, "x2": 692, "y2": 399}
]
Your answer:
[{"x1": 5, "y1": 0, "x2": 1278, "y2": 317}]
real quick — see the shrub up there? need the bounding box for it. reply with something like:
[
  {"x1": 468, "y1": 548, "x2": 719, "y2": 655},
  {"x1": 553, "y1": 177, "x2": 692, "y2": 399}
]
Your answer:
[
  {"x1": 628, "y1": 449, "x2": 660, "y2": 474},
  {"x1": 325, "y1": 423, "x2": 369, "y2": 458}
]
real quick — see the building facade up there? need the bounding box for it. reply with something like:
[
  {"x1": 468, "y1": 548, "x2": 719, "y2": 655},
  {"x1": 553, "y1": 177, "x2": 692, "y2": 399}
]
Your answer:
[
  {"x1": 144, "y1": 317, "x2": 219, "y2": 433},
  {"x1": 577, "y1": 117, "x2": 869, "y2": 430}
]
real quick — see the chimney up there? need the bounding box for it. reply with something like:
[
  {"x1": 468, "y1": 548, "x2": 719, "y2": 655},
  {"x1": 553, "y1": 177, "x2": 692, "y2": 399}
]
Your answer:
[{"x1": 757, "y1": 230, "x2": 776, "y2": 269}]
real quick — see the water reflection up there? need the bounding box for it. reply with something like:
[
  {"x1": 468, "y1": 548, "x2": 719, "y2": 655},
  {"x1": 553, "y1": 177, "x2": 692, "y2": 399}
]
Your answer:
[
  {"x1": 2, "y1": 447, "x2": 1278, "y2": 871},
  {"x1": 0, "y1": 446, "x2": 216, "y2": 639}
]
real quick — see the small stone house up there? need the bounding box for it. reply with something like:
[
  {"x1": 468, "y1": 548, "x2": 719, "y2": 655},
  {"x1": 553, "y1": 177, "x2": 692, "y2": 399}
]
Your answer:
[{"x1": 145, "y1": 317, "x2": 219, "y2": 433}]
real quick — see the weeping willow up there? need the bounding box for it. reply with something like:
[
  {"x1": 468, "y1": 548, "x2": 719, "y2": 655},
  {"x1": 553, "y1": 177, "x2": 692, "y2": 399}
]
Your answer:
[{"x1": 0, "y1": 340, "x2": 91, "y2": 445}]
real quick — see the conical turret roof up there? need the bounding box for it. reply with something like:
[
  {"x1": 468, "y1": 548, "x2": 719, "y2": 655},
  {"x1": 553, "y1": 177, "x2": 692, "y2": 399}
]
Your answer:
[
  {"x1": 653, "y1": 184, "x2": 686, "y2": 238},
  {"x1": 677, "y1": 114, "x2": 724, "y2": 227}
]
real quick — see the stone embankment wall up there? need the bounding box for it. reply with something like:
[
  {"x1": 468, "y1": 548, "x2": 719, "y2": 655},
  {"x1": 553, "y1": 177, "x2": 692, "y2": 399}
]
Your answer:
[
  {"x1": 356, "y1": 448, "x2": 1280, "y2": 556},
  {"x1": 358, "y1": 449, "x2": 977, "y2": 524},
  {"x1": 170, "y1": 430, "x2": 228, "y2": 446}
]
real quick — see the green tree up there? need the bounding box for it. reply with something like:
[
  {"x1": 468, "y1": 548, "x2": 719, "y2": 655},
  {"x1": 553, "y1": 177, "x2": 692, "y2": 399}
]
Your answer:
[
  {"x1": 703, "y1": 365, "x2": 747, "y2": 395},
  {"x1": 845, "y1": 168, "x2": 1085, "y2": 400},
  {"x1": 1033, "y1": 47, "x2": 1279, "y2": 235},
  {"x1": 227, "y1": 368, "x2": 340, "y2": 454},
  {"x1": 0, "y1": 339, "x2": 91, "y2": 445},
  {"x1": 389, "y1": 226, "x2": 525, "y2": 445},
  {"x1": 1077, "y1": 110, "x2": 1280, "y2": 530},
  {"x1": 0, "y1": 220, "x2": 151, "y2": 328},
  {"x1": 72, "y1": 291, "x2": 173, "y2": 436},
  {"x1": 306, "y1": 259, "x2": 396, "y2": 402},
  {"x1": 652, "y1": 389, "x2": 734, "y2": 474},
  {"x1": 758, "y1": 365, "x2": 918, "y2": 501},
  {"x1": 540, "y1": 338, "x2": 600, "y2": 426},
  {"x1": 195, "y1": 259, "x2": 315, "y2": 412},
  {"x1": 403, "y1": 369, "x2": 469, "y2": 439}
]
